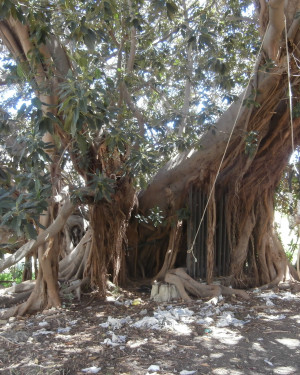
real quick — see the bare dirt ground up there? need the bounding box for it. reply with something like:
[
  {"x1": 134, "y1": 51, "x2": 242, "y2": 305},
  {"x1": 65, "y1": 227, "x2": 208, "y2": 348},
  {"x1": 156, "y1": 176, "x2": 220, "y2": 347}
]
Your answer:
[{"x1": 0, "y1": 285, "x2": 299, "y2": 375}]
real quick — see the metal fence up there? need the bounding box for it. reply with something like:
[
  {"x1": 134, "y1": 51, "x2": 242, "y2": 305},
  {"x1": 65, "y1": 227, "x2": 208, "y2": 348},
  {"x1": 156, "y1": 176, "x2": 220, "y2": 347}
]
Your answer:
[{"x1": 187, "y1": 185, "x2": 230, "y2": 279}]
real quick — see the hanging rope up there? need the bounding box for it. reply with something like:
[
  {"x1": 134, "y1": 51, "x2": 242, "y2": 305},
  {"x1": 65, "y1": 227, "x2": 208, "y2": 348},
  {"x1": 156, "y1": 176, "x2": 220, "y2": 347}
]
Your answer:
[
  {"x1": 284, "y1": 16, "x2": 300, "y2": 279},
  {"x1": 187, "y1": 24, "x2": 270, "y2": 262},
  {"x1": 284, "y1": 16, "x2": 295, "y2": 156}
]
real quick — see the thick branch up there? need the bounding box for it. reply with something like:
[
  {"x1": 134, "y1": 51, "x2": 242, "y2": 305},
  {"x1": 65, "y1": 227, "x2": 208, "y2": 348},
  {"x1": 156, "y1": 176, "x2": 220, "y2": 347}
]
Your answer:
[
  {"x1": 126, "y1": 26, "x2": 137, "y2": 73},
  {"x1": 263, "y1": 0, "x2": 285, "y2": 60},
  {"x1": 178, "y1": 0, "x2": 193, "y2": 136},
  {"x1": 139, "y1": 71, "x2": 281, "y2": 213}
]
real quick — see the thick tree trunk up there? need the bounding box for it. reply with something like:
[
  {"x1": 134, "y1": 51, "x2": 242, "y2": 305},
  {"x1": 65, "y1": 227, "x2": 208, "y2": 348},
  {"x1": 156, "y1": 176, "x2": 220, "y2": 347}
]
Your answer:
[
  {"x1": 0, "y1": 15, "x2": 77, "y2": 315},
  {"x1": 136, "y1": 0, "x2": 300, "y2": 292},
  {"x1": 87, "y1": 176, "x2": 137, "y2": 296}
]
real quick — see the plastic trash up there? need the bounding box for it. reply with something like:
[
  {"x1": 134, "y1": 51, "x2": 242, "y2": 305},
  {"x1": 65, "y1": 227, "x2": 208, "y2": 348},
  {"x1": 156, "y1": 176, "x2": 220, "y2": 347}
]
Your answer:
[
  {"x1": 264, "y1": 359, "x2": 274, "y2": 366},
  {"x1": 147, "y1": 364, "x2": 160, "y2": 372},
  {"x1": 132, "y1": 298, "x2": 142, "y2": 306},
  {"x1": 32, "y1": 329, "x2": 54, "y2": 336},
  {"x1": 38, "y1": 321, "x2": 49, "y2": 327},
  {"x1": 57, "y1": 327, "x2": 71, "y2": 333},
  {"x1": 81, "y1": 366, "x2": 102, "y2": 373}
]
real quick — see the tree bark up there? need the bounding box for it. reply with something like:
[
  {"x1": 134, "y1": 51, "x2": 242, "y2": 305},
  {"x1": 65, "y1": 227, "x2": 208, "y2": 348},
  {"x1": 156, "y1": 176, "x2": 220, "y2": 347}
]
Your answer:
[
  {"x1": 0, "y1": 199, "x2": 74, "y2": 273},
  {"x1": 87, "y1": 175, "x2": 137, "y2": 296},
  {"x1": 137, "y1": 0, "x2": 300, "y2": 290}
]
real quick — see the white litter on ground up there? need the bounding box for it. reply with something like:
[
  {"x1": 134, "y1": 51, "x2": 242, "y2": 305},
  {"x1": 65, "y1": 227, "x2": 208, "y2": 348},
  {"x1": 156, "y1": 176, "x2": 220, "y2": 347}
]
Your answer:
[
  {"x1": 98, "y1": 303, "x2": 250, "y2": 336},
  {"x1": 57, "y1": 327, "x2": 71, "y2": 333},
  {"x1": 38, "y1": 321, "x2": 49, "y2": 327},
  {"x1": 259, "y1": 314, "x2": 286, "y2": 321},
  {"x1": 101, "y1": 332, "x2": 127, "y2": 346},
  {"x1": 264, "y1": 359, "x2": 274, "y2": 366},
  {"x1": 258, "y1": 291, "x2": 297, "y2": 301},
  {"x1": 216, "y1": 312, "x2": 247, "y2": 327},
  {"x1": 196, "y1": 316, "x2": 214, "y2": 326},
  {"x1": 99, "y1": 316, "x2": 132, "y2": 330},
  {"x1": 147, "y1": 364, "x2": 160, "y2": 372},
  {"x1": 132, "y1": 316, "x2": 160, "y2": 329},
  {"x1": 132, "y1": 307, "x2": 194, "y2": 334},
  {"x1": 81, "y1": 366, "x2": 101, "y2": 373},
  {"x1": 32, "y1": 329, "x2": 54, "y2": 336}
]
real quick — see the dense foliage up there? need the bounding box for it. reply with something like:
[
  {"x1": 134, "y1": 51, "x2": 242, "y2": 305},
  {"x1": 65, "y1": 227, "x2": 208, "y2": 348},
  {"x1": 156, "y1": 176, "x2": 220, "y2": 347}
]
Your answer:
[{"x1": 1, "y1": 0, "x2": 293, "y2": 251}]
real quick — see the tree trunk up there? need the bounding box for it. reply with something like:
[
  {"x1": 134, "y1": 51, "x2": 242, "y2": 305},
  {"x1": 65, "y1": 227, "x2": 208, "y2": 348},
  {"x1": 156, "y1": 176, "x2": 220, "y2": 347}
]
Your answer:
[
  {"x1": 136, "y1": 0, "x2": 300, "y2": 291},
  {"x1": 22, "y1": 255, "x2": 32, "y2": 281},
  {"x1": 0, "y1": 15, "x2": 75, "y2": 315},
  {"x1": 87, "y1": 175, "x2": 137, "y2": 296}
]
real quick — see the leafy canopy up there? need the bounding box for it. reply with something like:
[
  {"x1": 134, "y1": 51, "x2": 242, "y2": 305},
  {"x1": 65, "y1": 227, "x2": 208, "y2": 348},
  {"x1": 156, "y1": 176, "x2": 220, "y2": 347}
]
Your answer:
[{"x1": 0, "y1": 0, "x2": 259, "y2": 241}]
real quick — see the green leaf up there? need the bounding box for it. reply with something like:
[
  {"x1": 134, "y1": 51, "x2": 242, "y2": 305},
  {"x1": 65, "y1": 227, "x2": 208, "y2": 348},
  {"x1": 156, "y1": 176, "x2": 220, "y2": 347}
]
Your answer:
[
  {"x1": 83, "y1": 29, "x2": 97, "y2": 50},
  {"x1": 0, "y1": 199, "x2": 14, "y2": 210},
  {"x1": 16, "y1": 64, "x2": 25, "y2": 79},
  {"x1": 31, "y1": 97, "x2": 42, "y2": 110},
  {"x1": 198, "y1": 33, "x2": 215, "y2": 51},
  {"x1": 46, "y1": 112, "x2": 63, "y2": 127},
  {"x1": 36, "y1": 117, "x2": 53, "y2": 135},
  {"x1": 76, "y1": 133, "x2": 88, "y2": 153},
  {"x1": 166, "y1": 1, "x2": 178, "y2": 20},
  {"x1": 0, "y1": 0, "x2": 12, "y2": 19}
]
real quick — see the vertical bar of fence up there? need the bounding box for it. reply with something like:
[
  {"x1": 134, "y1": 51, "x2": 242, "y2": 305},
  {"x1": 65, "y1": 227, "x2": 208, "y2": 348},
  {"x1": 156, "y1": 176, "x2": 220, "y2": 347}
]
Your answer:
[
  {"x1": 187, "y1": 186, "x2": 232, "y2": 280},
  {"x1": 218, "y1": 195, "x2": 223, "y2": 276},
  {"x1": 187, "y1": 185, "x2": 194, "y2": 277}
]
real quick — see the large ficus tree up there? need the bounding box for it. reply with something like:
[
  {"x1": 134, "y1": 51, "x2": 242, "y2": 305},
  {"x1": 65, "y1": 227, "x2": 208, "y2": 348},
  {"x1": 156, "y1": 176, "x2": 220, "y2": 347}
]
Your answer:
[{"x1": 0, "y1": 0, "x2": 299, "y2": 316}]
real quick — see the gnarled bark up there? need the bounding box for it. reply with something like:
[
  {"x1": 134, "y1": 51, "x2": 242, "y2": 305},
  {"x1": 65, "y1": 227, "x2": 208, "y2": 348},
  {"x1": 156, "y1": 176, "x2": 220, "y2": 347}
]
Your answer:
[
  {"x1": 87, "y1": 176, "x2": 137, "y2": 296},
  {"x1": 136, "y1": 1, "x2": 300, "y2": 293},
  {"x1": 164, "y1": 268, "x2": 249, "y2": 301}
]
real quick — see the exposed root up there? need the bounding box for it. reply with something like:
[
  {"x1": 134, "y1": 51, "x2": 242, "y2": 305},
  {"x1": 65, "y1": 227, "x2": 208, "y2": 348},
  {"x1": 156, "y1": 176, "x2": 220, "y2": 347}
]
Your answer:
[
  {"x1": 2, "y1": 280, "x2": 35, "y2": 294},
  {"x1": 0, "y1": 290, "x2": 32, "y2": 309},
  {"x1": 278, "y1": 281, "x2": 300, "y2": 293},
  {"x1": 164, "y1": 268, "x2": 249, "y2": 301},
  {"x1": 0, "y1": 232, "x2": 92, "y2": 318},
  {"x1": 60, "y1": 277, "x2": 90, "y2": 301},
  {"x1": 154, "y1": 222, "x2": 182, "y2": 281},
  {"x1": 59, "y1": 229, "x2": 91, "y2": 281}
]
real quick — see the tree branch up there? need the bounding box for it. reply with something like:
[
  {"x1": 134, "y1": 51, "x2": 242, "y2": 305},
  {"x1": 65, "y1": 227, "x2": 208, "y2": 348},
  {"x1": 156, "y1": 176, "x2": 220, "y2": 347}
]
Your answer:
[
  {"x1": 126, "y1": 26, "x2": 137, "y2": 73},
  {"x1": 122, "y1": 82, "x2": 145, "y2": 138},
  {"x1": 178, "y1": 0, "x2": 193, "y2": 137},
  {"x1": 263, "y1": 0, "x2": 285, "y2": 60},
  {"x1": 126, "y1": 0, "x2": 137, "y2": 74},
  {"x1": 0, "y1": 199, "x2": 75, "y2": 273}
]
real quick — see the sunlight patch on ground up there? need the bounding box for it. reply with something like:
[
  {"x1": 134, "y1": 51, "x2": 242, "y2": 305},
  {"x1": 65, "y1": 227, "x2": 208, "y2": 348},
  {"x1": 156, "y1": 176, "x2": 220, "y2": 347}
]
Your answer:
[
  {"x1": 290, "y1": 314, "x2": 300, "y2": 323},
  {"x1": 252, "y1": 341, "x2": 266, "y2": 352},
  {"x1": 212, "y1": 368, "x2": 244, "y2": 375},
  {"x1": 210, "y1": 327, "x2": 243, "y2": 345},
  {"x1": 276, "y1": 338, "x2": 300, "y2": 350},
  {"x1": 210, "y1": 352, "x2": 224, "y2": 359},
  {"x1": 273, "y1": 366, "x2": 298, "y2": 375}
]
